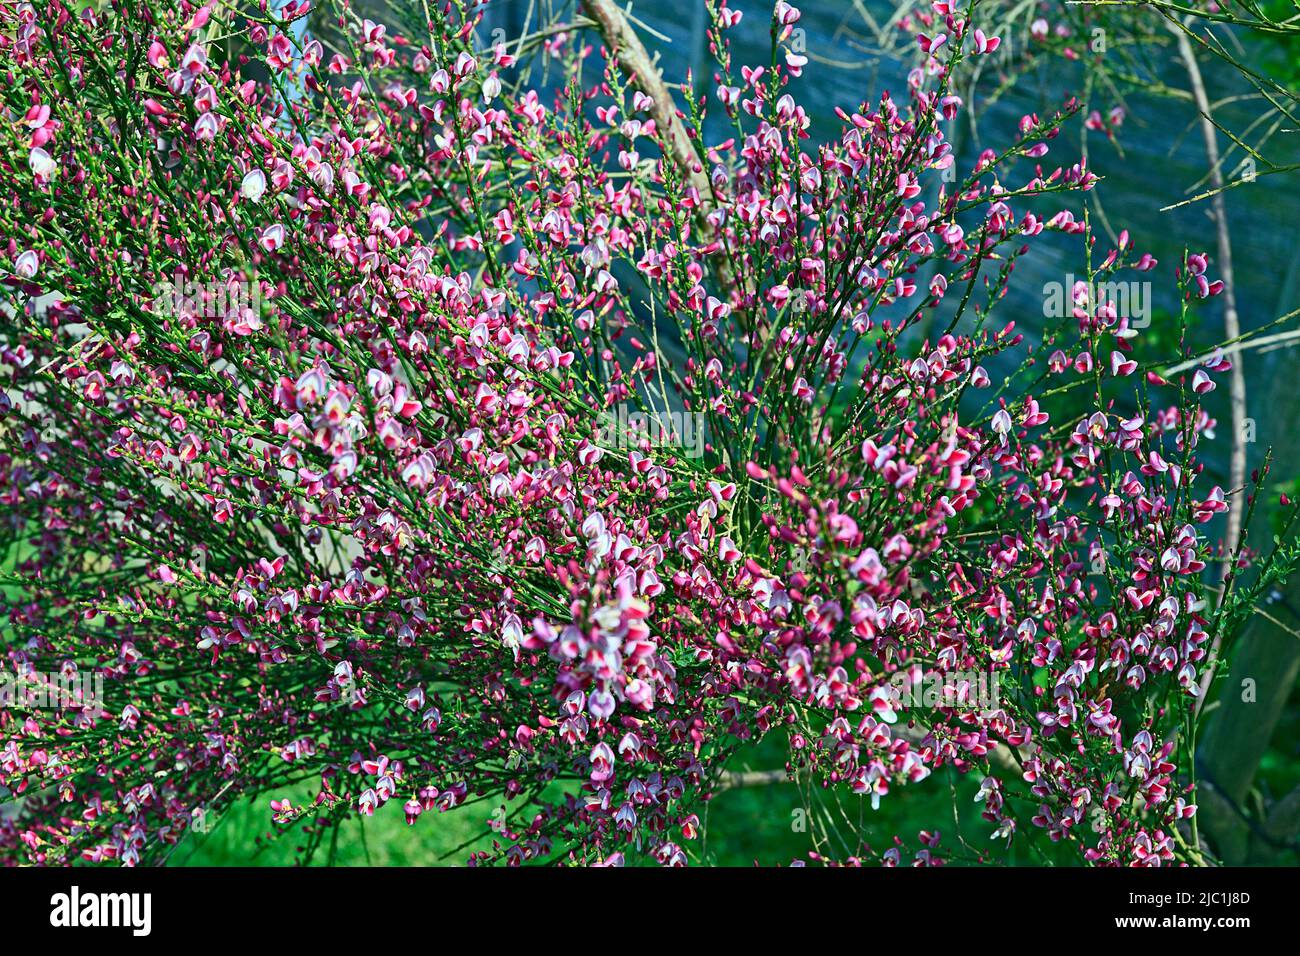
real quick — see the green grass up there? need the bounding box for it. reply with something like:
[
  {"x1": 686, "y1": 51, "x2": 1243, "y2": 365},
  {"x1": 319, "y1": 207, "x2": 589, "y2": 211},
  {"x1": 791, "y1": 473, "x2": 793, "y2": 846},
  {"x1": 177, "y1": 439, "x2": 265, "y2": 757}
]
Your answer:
[
  {"x1": 174, "y1": 733, "x2": 1080, "y2": 866},
  {"x1": 174, "y1": 787, "x2": 497, "y2": 867}
]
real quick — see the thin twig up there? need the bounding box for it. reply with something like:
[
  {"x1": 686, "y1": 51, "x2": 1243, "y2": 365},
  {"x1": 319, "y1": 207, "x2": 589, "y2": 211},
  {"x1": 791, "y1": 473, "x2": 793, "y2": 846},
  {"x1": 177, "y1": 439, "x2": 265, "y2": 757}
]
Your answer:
[
  {"x1": 1170, "y1": 26, "x2": 1248, "y2": 690},
  {"x1": 579, "y1": 0, "x2": 736, "y2": 295}
]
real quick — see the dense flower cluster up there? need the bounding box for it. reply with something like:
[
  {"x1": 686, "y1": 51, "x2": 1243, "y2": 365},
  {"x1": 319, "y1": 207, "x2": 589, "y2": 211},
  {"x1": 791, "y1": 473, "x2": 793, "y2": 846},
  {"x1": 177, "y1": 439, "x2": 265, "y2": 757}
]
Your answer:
[{"x1": 0, "y1": 0, "x2": 1279, "y2": 866}]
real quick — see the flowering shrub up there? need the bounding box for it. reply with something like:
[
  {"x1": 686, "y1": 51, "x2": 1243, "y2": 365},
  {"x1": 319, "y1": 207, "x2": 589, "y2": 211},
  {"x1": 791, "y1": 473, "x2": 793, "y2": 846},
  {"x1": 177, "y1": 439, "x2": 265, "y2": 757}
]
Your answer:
[{"x1": 1, "y1": 0, "x2": 1294, "y2": 867}]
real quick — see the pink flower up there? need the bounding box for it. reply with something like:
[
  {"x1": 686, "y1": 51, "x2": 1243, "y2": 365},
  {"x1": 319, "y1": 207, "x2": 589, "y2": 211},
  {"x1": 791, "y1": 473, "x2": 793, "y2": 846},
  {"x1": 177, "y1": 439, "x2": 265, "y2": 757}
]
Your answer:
[
  {"x1": 194, "y1": 111, "x2": 219, "y2": 141},
  {"x1": 589, "y1": 742, "x2": 615, "y2": 783},
  {"x1": 29, "y1": 146, "x2": 56, "y2": 179},
  {"x1": 240, "y1": 169, "x2": 266, "y2": 202},
  {"x1": 259, "y1": 223, "x2": 285, "y2": 251},
  {"x1": 14, "y1": 250, "x2": 39, "y2": 278},
  {"x1": 973, "y1": 29, "x2": 1001, "y2": 54}
]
